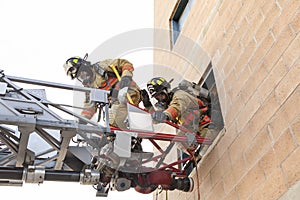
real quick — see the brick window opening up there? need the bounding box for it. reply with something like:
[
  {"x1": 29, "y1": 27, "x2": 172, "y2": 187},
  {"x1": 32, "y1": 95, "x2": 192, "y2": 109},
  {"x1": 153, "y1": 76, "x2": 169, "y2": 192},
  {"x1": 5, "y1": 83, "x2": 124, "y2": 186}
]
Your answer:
[
  {"x1": 199, "y1": 63, "x2": 224, "y2": 133},
  {"x1": 179, "y1": 62, "x2": 224, "y2": 174},
  {"x1": 170, "y1": 0, "x2": 195, "y2": 46}
]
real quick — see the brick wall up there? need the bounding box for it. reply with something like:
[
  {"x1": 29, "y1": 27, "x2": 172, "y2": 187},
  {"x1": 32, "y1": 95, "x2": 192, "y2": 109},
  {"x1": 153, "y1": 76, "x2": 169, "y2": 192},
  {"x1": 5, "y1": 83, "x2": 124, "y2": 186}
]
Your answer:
[{"x1": 154, "y1": 0, "x2": 300, "y2": 199}]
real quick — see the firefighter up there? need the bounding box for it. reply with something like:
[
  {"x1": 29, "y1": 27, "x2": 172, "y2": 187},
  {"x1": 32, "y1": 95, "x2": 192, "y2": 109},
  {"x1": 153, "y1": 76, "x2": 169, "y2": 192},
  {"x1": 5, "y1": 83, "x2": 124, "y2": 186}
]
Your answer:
[
  {"x1": 63, "y1": 55, "x2": 141, "y2": 129},
  {"x1": 145, "y1": 77, "x2": 217, "y2": 152}
]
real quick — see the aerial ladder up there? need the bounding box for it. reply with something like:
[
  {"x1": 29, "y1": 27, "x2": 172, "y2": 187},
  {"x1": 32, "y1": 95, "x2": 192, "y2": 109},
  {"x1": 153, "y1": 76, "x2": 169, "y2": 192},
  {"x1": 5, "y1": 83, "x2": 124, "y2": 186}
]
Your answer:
[{"x1": 0, "y1": 69, "x2": 212, "y2": 197}]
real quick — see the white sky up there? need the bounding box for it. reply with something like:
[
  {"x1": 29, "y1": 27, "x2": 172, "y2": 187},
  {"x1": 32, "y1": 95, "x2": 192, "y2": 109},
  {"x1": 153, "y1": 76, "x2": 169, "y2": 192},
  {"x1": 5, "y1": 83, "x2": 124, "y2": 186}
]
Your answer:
[{"x1": 0, "y1": 0, "x2": 154, "y2": 199}]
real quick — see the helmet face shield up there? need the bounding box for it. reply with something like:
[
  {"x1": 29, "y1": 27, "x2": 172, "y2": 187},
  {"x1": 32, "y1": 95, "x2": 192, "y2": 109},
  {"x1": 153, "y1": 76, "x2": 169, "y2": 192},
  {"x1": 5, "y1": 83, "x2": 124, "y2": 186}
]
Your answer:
[{"x1": 76, "y1": 65, "x2": 94, "y2": 86}]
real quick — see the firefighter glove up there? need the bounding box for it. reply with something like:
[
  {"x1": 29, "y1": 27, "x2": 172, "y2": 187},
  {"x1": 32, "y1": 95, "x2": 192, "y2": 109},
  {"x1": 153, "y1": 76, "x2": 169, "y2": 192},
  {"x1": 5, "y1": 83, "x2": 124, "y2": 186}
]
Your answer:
[
  {"x1": 141, "y1": 89, "x2": 152, "y2": 107},
  {"x1": 151, "y1": 111, "x2": 169, "y2": 123},
  {"x1": 119, "y1": 76, "x2": 132, "y2": 89}
]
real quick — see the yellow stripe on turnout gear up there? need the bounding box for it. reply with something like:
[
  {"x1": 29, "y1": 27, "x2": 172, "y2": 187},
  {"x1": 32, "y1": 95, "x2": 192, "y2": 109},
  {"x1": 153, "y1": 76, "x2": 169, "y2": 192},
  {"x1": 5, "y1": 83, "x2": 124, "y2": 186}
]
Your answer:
[{"x1": 111, "y1": 65, "x2": 134, "y2": 104}]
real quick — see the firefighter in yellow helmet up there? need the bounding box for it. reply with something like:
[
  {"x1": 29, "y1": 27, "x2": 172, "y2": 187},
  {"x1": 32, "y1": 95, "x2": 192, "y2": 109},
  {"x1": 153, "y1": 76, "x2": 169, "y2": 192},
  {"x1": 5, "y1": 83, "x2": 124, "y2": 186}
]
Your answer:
[
  {"x1": 63, "y1": 54, "x2": 141, "y2": 129},
  {"x1": 146, "y1": 77, "x2": 216, "y2": 152}
]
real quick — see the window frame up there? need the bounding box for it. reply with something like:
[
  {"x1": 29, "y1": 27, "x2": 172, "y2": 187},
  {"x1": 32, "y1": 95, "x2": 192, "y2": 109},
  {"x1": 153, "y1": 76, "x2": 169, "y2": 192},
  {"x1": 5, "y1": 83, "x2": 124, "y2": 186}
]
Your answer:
[{"x1": 169, "y1": 0, "x2": 195, "y2": 47}]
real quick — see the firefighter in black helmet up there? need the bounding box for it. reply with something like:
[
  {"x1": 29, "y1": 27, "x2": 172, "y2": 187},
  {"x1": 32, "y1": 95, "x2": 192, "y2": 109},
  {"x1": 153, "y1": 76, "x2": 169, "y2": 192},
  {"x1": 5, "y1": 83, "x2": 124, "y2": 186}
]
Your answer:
[
  {"x1": 64, "y1": 55, "x2": 96, "y2": 86},
  {"x1": 146, "y1": 77, "x2": 216, "y2": 152},
  {"x1": 63, "y1": 54, "x2": 141, "y2": 129}
]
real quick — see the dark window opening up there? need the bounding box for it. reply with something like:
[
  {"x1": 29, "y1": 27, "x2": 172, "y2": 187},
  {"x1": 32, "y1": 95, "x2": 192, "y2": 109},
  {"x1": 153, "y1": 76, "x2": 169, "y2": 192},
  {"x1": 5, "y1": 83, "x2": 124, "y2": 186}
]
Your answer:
[
  {"x1": 179, "y1": 62, "x2": 224, "y2": 175},
  {"x1": 200, "y1": 65, "x2": 224, "y2": 133}
]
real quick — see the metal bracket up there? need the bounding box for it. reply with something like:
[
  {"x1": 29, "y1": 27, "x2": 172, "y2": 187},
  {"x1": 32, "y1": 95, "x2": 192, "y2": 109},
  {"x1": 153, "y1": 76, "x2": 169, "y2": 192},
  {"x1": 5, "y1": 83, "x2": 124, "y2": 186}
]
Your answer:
[
  {"x1": 23, "y1": 166, "x2": 45, "y2": 184},
  {"x1": 80, "y1": 169, "x2": 100, "y2": 185}
]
